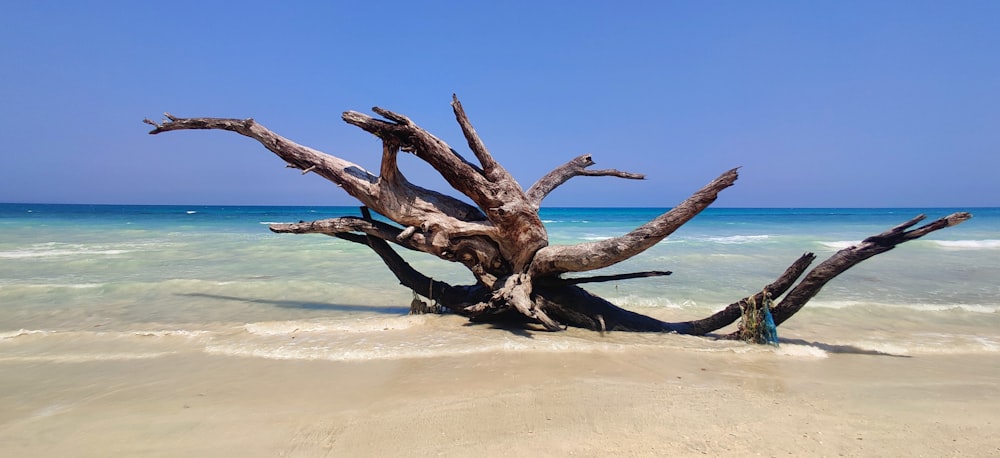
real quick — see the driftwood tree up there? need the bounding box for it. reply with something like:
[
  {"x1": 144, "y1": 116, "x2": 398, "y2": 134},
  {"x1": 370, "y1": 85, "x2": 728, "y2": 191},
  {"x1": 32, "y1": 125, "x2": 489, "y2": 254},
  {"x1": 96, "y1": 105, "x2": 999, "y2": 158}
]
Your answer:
[{"x1": 145, "y1": 96, "x2": 970, "y2": 341}]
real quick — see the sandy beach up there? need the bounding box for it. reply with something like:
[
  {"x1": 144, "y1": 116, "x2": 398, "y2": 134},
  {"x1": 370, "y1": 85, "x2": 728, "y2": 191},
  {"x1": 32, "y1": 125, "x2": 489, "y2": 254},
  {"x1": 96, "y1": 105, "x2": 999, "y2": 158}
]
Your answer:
[
  {"x1": 3, "y1": 327, "x2": 998, "y2": 457},
  {"x1": 3, "y1": 205, "x2": 998, "y2": 456}
]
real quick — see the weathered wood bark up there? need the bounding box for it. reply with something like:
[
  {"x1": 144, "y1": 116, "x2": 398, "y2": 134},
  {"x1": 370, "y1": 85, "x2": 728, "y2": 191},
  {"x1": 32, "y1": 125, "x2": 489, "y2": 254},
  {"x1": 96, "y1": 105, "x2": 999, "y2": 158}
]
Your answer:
[
  {"x1": 529, "y1": 169, "x2": 738, "y2": 278},
  {"x1": 145, "y1": 97, "x2": 971, "y2": 339},
  {"x1": 768, "y1": 212, "x2": 972, "y2": 327}
]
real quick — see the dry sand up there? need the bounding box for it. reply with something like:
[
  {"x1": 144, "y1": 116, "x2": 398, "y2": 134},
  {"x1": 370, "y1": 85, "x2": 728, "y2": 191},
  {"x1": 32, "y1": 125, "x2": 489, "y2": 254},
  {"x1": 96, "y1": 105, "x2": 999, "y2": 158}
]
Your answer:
[{"x1": 2, "y1": 340, "x2": 998, "y2": 457}]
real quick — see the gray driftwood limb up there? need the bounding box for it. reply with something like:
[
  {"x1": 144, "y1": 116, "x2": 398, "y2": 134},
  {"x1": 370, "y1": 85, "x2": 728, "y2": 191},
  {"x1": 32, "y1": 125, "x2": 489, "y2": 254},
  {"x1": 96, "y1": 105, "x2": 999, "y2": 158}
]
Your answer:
[{"x1": 146, "y1": 98, "x2": 971, "y2": 337}]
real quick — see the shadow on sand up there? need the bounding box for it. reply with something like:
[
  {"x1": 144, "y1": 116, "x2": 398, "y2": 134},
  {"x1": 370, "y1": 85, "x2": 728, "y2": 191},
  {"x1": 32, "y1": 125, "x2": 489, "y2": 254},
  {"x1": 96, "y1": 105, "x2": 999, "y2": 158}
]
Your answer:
[
  {"x1": 778, "y1": 337, "x2": 911, "y2": 357},
  {"x1": 179, "y1": 293, "x2": 909, "y2": 355},
  {"x1": 182, "y1": 292, "x2": 541, "y2": 337}
]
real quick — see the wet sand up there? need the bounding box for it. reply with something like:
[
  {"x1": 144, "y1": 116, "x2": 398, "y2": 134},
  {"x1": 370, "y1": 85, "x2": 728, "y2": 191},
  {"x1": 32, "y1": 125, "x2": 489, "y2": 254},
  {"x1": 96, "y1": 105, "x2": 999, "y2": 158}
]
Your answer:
[{"x1": 2, "y1": 341, "x2": 998, "y2": 457}]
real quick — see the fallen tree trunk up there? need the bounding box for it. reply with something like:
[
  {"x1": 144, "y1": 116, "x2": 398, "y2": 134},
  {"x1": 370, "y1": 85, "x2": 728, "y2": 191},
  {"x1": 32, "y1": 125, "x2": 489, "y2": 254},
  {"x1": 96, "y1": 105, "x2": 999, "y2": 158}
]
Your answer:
[{"x1": 145, "y1": 96, "x2": 971, "y2": 340}]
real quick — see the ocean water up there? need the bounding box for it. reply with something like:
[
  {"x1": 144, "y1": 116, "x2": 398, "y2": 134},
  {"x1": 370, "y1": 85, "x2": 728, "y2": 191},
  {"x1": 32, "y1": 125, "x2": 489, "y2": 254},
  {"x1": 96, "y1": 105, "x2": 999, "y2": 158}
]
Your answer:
[{"x1": 2, "y1": 204, "x2": 998, "y2": 362}]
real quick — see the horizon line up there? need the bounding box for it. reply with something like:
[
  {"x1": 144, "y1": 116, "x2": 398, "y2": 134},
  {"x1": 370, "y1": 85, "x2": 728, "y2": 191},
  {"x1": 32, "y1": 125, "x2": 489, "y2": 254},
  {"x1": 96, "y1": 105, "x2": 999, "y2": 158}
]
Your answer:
[{"x1": 2, "y1": 201, "x2": 995, "y2": 210}]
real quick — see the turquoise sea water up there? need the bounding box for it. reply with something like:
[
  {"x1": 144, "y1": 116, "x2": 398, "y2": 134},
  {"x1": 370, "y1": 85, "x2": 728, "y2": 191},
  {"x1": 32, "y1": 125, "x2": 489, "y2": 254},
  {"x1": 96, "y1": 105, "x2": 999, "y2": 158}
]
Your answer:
[{"x1": 2, "y1": 204, "x2": 999, "y2": 361}]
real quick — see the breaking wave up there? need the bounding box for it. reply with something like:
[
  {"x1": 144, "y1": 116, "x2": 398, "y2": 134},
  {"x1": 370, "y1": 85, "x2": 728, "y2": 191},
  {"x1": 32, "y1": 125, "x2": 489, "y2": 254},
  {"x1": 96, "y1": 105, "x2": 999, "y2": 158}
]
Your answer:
[
  {"x1": 933, "y1": 240, "x2": 1000, "y2": 250},
  {"x1": 0, "y1": 241, "x2": 170, "y2": 259}
]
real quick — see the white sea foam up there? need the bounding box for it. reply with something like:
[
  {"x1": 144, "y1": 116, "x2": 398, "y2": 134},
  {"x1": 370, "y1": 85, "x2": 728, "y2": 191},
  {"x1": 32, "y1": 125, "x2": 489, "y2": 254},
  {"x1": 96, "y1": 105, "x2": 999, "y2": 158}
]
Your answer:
[
  {"x1": 0, "y1": 283, "x2": 105, "y2": 290},
  {"x1": 0, "y1": 329, "x2": 51, "y2": 340},
  {"x1": 1, "y1": 328, "x2": 213, "y2": 343},
  {"x1": 933, "y1": 239, "x2": 1000, "y2": 250},
  {"x1": 603, "y1": 295, "x2": 687, "y2": 309},
  {"x1": 906, "y1": 304, "x2": 1000, "y2": 313},
  {"x1": 203, "y1": 342, "x2": 412, "y2": 361},
  {"x1": 968, "y1": 335, "x2": 1000, "y2": 352},
  {"x1": 243, "y1": 316, "x2": 431, "y2": 336},
  {"x1": 796, "y1": 332, "x2": 1000, "y2": 357},
  {"x1": 806, "y1": 300, "x2": 999, "y2": 314},
  {"x1": 0, "y1": 352, "x2": 175, "y2": 363},
  {"x1": 818, "y1": 241, "x2": 858, "y2": 250},
  {"x1": 704, "y1": 235, "x2": 771, "y2": 244},
  {"x1": 0, "y1": 241, "x2": 171, "y2": 259},
  {"x1": 773, "y1": 343, "x2": 829, "y2": 359},
  {"x1": 854, "y1": 338, "x2": 997, "y2": 356},
  {"x1": 581, "y1": 235, "x2": 613, "y2": 241},
  {"x1": 131, "y1": 330, "x2": 212, "y2": 339},
  {"x1": 801, "y1": 300, "x2": 865, "y2": 309},
  {"x1": 204, "y1": 319, "x2": 794, "y2": 363},
  {"x1": 0, "y1": 246, "x2": 131, "y2": 259},
  {"x1": 205, "y1": 335, "x2": 631, "y2": 362},
  {"x1": 186, "y1": 210, "x2": 197, "y2": 214}
]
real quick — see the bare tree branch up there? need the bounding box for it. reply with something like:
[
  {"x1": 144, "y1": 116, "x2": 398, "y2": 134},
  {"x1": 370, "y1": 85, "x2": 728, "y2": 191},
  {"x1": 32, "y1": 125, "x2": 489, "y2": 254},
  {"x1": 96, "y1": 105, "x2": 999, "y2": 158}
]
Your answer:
[
  {"x1": 770, "y1": 212, "x2": 972, "y2": 326},
  {"x1": 269, "y1": 216, "x2": 506, "y2": 286},
  {"x1": 527, "y1": 154, "x2": 645, "y2": 208},
  {"x1": 270, "y1": 217, "x2": 415, "y2": 248},
  {"x1": 674, "y1": 253, "x2": 817, "y2": 335},
  {"x1": 451, "y1": 94, "x2": 505, "y2": 181},
  {"x1": 341, "y1": 109, "x2": 492, "y2": 201},
  {"x1": 529, "y1": 168, "x2": 739, "y2": 277},
  {"x1": 312, "y1": 210, "x2": 491, "y2": 313},
  {"x1": 146, "y1": 115, "x2": 377, "y2": 196},
  {"x1": 146, "y1": 115, "x2": 488, "y2": 232}
]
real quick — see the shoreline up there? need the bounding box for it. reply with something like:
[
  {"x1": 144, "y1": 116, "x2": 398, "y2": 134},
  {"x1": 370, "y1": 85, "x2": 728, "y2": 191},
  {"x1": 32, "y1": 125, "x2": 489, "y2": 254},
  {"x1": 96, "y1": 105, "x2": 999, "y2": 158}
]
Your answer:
[
  {"x1": 2, "y1": 204, "x2": 997, "y2": 456},
  {"x1": 2, "y1": 343, "x2": 998, "y2": 456}
]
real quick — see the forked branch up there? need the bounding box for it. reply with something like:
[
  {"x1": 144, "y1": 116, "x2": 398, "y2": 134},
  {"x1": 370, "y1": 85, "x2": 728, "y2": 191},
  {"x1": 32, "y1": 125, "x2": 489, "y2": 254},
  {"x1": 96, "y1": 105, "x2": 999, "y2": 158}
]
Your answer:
[
  {"x1": 770, "y1": 212, "x2": 972, "y2": 326},
  {"x1": 527, "y1": 154, "x2": 645, "y2": 208},
  {"x1": 529, "y1": 168, "x2": 739, "y2": 277},
  {"x1": 316, "y1": 210, "x2": 492, "y2": 312},
  {"x1": 342, "y1": 102, "x2": 547, "y2": 271},
  {"x1": 675, "y1": 253, "x2": 817, "y2": 335},
  {"x1": 451, "y1": 94, "x2": 505, "y2": 182},
  {"x1": 145, "y1": 114, "x2": 487, "y2": 230}
]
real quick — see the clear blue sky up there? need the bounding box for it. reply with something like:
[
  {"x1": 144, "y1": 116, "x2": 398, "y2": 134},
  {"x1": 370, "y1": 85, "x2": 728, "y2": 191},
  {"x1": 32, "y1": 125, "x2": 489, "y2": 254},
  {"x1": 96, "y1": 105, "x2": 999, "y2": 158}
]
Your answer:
[{"x1": 1, "y1": 1, "x2": 998, "y2": 207}]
